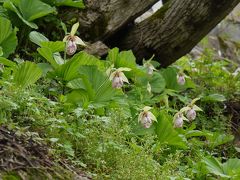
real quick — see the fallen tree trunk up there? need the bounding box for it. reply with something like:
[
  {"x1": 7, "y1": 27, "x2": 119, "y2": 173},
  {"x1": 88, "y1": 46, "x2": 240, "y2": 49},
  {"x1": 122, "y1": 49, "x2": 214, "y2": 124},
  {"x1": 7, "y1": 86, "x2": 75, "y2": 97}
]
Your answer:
[{"x1": 63, "y1": 0, "x2": 240, "y2": 67}]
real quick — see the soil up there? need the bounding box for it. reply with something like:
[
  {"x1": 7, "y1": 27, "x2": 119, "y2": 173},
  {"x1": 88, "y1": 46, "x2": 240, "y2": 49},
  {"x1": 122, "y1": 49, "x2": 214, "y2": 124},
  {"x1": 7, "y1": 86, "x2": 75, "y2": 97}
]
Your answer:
[{"x1": 0, "y1": 126, "x2": 90, "y2": 180}]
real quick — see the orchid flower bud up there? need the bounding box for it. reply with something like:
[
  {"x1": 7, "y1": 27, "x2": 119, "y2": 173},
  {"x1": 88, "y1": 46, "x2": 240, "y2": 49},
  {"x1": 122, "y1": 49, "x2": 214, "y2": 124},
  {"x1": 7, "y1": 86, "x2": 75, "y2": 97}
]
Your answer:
[
  {"x1": 174, "y1": 114, "x2": 184, "y2": 128},
  {"x1": 138, "y1": 106, "x2": 157, "y2": 128},
  {"x1": 177, "y1": 73, "x2": 185, "y2": 85},
  {"x1": 186, "y1": 108, "x2": 196, "y2": 121},
  {"x1": 109, "y1": 67, "x2": 131, "y2": 89}
]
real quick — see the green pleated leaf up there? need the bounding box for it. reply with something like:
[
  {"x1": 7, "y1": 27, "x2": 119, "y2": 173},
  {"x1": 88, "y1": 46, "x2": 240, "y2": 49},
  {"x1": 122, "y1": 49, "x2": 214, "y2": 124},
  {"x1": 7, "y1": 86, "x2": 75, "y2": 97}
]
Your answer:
[
  {"x1": 155, "y1": 110, "x2": 188, "y2": 149},
  {"x1": 13, "y1": 61, "x2": 42, "y2": 88}
]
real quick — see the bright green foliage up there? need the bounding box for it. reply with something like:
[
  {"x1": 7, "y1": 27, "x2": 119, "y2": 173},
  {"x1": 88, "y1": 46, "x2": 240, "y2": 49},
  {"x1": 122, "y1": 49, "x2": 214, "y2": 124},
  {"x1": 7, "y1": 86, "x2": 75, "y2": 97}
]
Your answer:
[
  {"x1": 155, "y1": 111, "x2": 188, "y2": 149},
  {"x1": 203, "y1": 157, "x2": 240, "y2": 179},
  {"x1": 0, "y1": 16, "x2": 17, "y2": 57},
  {"x1": 42, "y1": 0, "x2": 84, "y2": 8},
  {"x1": 13, "y1": 61, "x2": 42, "y2": 88},
  {"x1": 3, "y1": 0, "x2": 56, "y2": 29},
  {"x1": 66, "y1": 65, "x2": 117, "y2": 106}
]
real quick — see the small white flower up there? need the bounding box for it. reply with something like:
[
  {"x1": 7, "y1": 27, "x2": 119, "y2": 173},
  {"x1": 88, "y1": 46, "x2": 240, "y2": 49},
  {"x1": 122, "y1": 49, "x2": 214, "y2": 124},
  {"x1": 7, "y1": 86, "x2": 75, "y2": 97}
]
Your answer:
[
  {"x1": 138, "y1": 106, "x2": 157, "y2": 128},
  {"x1": 186, "y1": 108, "x2": 196, "y2": 121},
  {"x1": 63, "y1": 22, "x2": 86, "y2": 56},
  {"x1": 109, "y1": 67, "x2": 131, "y2": 89},
  {"x1": 174, "y1": 113, "x2": 184, "y2": 128},
  {"x1": 177, "y1": 73, "x2": 185, "y2": 85}
]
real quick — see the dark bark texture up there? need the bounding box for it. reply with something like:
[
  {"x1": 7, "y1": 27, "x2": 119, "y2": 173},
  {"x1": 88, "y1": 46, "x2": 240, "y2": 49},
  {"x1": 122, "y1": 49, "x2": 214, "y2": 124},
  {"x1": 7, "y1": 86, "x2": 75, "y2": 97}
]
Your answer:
[{"x1": 64, "y1": 0, "x2": 240, "y2": 67}]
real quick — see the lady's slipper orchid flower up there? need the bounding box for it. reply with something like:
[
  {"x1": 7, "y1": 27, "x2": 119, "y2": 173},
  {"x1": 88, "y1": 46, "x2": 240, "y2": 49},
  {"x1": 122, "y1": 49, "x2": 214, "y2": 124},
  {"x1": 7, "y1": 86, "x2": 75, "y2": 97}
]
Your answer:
[
  {"x1": 173, "y1": 113, "x2": 184, "y2": 128},
  {"x1": 186, "y1": 108, "x2": 196, "y2": 121},
  {"x1": 144, "y1": 63, "x2": 156, "y2": 75},
  {"x1": 138, "y1": 106, "x2": 157, "y2": 128},
  {"x1": 177, "y1": 73, "x2": 186, "y2": 85},
  {"x1": 109, "y1": 67, "x2": 131, "y2": 89},
  {"x1": 143, "y1": 57, "x2": 157, "y2": 75},
  {"x1": 63, "y1": 22, "x2": 86, "y2": 55}
]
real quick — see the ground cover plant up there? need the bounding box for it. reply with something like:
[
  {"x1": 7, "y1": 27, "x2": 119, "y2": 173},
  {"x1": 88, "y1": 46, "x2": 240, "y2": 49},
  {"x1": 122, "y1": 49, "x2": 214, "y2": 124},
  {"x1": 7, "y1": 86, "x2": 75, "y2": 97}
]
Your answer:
[{"x1": 0, "y1": 0, "x2": 240, "y2": 179}]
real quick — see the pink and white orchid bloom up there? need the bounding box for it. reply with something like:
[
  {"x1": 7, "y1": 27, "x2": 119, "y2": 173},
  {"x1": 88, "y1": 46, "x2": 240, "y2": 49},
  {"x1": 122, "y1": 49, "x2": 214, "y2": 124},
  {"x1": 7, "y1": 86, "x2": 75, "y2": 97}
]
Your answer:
[
  {"x1": 173, "y1": 113, "x2": 184, "y2": 128},
  {"x1": 186, "y1": 108, "x2": 196, "y2": 121},
  {"x1": 177, "y1": 73, "x2": 186, "y2": 85},
  {"x1": 109, "y1": 67, "x2": 131, "y2": 89},
  {"x1": 138, "y1": 106, "x2": 157, "y2": 128},
  {"x1": 63, "y1": 22, "x2": 86, "y2": 56},
  {"x1": 143, "y1": 58, "x2": 157, "y2": 75}
]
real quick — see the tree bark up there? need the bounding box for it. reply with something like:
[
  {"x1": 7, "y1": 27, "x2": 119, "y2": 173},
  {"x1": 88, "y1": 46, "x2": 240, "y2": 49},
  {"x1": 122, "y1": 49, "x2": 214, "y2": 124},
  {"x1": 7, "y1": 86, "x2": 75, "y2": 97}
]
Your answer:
[
  {"x1": 64, "y1": 0, "x2": 240, "y2": 67},
  {"x1": 107, "y1": 0, "x2": 240, "y2": 67},
  {"x1": 63, "y1": 0, "x2": 159, "y2": 41}
]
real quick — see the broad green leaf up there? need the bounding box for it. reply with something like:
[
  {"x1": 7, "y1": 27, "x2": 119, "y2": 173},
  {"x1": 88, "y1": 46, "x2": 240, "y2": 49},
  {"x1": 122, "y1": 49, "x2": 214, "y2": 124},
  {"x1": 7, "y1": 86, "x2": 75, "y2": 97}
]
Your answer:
[
  {"x1": 106, "y1": 48, "x2": 144, "y2": 77},
  {"x1": 0, "y1": 17, "x2": 18, "y2": 57},
  {"x1": 107, "y1": 47, "x2": 119, "y2": 64},
  {"x1": 55, "y1": 0, "x2": 85, "y2": 8},
  {"x1": 3, "y1": 1, "x2": 38, "y2": 29},
  {"x1": 206, "y1": 133, "x2": 234, "y2": 149},
  {"x1": 41, "y1": 41, "x2": 65, "y2": 53},
  {"x1": 0, "y1": 57, "x2": 17, "y2": 72},
  {"x1": 149, "y1": 72, "x2": 166, "y2": 93},
  {"x1": 54, "y1": 51, "x2": 104, "y2": 81},
  {"x1": 29, "y1": 31, "x2": 49, "y2": 46},
  {"x1": 185, "y1": 130, "x2": 208, "y2": 138},
  {"x1": 78, "y1": 66, "x2": 117, "y2": 104},
  {"x1": 37, "y1": 62, "x2": 53, "y2": 76},
  {"x1": 66, "y1": 89, "x2": 89, "y2": 106},
  {"x1": 160, "y1": 67, "x2": 179, "y2": 90},
  {"x1": 155, "y1": 110, "x2": 188, "y2": 149},
  {"x1": 202, "y1": 94, "x2": 226, "y2": 102},
  {"x1": 37, "y1": 47, "x2": 59, "y2": 69},
  {"x1": 66, "y1": 65, "x2": 118, "y2": 106},
  {"x1": 67, "y1": 78, "x2": 86, "y2": 90},
  {"x1": 117, "y1": 50, "x2": 136, "y2": 69},
  {"x1": 4, "y1": 0, "x2": 56, "y2": 29},
  {"x1": 13, "y1": 61, "x2": 42, "y2": 88},
  {"x1": 203, "y1": 157, "x2": 229, "y2": 178},
  {"x1": 136, "y1": 72, "x2": 166, "y2": 93},
  {"x1": 19, "y1": 0, "x2": 56, "y2": 21},
  {"x1": 223, "y1": 159, "x2": 240, "y2": 176}
]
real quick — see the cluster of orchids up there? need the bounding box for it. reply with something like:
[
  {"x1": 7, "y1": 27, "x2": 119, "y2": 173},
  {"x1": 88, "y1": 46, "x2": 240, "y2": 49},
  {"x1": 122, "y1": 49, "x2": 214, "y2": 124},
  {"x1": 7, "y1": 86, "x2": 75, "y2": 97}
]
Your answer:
[
  {"x1": 63, "y1": 22, "x2": 86, "y2": 56},
  {"x1": 107, "y1": 65, "x2": 157, "y2": 129},
  {"x1": 173, "y1": 98, "x2": 202, "y2": 128}
]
